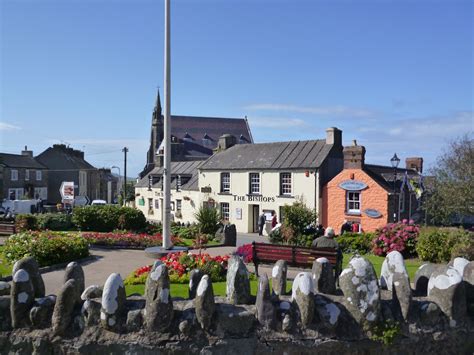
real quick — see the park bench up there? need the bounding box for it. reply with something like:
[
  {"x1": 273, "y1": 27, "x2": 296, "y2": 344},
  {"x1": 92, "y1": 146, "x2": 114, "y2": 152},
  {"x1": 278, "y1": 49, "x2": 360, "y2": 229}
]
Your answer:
[{"x1": 252, "y1": 242, "x2": 339, "y2": 277}]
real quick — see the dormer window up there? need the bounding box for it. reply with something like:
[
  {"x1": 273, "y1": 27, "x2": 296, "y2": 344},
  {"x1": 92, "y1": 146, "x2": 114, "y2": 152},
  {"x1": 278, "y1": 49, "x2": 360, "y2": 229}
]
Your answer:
[
  {"x1": 239, "y1": 134, "x2": 249, "y2": 144},
  {"x1": 183, "y1": 132, "x2": 194, "y2": 142},
  {"x1": 202, "y1": 133, "x2": 213, "y2": 146}
]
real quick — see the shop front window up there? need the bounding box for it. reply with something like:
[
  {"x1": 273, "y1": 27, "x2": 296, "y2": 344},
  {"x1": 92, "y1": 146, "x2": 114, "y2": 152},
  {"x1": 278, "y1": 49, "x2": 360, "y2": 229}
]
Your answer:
[{"x1": 347, "y1": 191, "x2": 361, "y2": 214}]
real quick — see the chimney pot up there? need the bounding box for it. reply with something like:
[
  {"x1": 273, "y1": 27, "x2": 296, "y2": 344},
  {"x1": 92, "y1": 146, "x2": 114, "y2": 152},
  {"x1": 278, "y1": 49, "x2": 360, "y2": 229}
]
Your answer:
[{"x1": 326, "y1": 127, "x2": 342, "y2": 146}]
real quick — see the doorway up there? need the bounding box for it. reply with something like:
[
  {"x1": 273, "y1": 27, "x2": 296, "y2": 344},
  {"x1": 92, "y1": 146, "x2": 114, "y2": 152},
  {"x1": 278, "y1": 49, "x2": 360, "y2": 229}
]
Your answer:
[{"x1": 252, "y1": 205, "x2": 259, "y2": 233}]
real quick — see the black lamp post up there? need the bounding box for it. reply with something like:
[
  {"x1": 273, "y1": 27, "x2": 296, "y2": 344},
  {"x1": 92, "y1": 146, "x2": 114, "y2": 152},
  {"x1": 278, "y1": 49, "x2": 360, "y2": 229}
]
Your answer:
[{"x1": 390, "y1": 153, "x2": 400, "y2": 222}]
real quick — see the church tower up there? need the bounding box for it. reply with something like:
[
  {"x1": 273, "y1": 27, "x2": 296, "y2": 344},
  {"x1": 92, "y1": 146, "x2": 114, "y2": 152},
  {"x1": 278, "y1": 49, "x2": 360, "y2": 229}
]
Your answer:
[{"x1": 146, "y1": 89, "x2": 164, "y2": 170}]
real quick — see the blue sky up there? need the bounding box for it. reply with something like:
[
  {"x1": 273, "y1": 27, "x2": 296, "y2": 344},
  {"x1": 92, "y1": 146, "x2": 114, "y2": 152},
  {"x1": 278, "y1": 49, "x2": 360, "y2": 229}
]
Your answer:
[{"x1": 1, "y1": 0, "x2": 472, "y2": 177}]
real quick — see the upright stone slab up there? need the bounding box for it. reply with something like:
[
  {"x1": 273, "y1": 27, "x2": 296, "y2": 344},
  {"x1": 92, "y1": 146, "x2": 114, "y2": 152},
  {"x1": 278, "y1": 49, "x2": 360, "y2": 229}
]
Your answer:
[
  {"x1": 291, "y1": 272, "x2": 315, "y2": 328},
  {"x1": 101, "y1": 273, "x2": 126, "y2": 331},
  {"x1": 194, "y1": 275, "x2": 215, "y2": 330},
  {"x1": 380, "y1": 251, "x2": 408, "y2": 291},
  {"x1": 392, "y1": 272, "x2": 412, "y2": 322},
  {"x1": 226, "y1": 255, "x2": 251, "y2": 304},
  {"x1": 30, "y1": 295, "x2": 56, "y2": 329},
  {"x1": 52, "y1": 279, "x2": 78, "y2": 335},
  {"x1": 81, "y1": 285, "x2": 103, "y2": 301},
  {"x1": 271, "y1": 260, "x2": 287, "y2": 296},
  {"x1": 10, "y1": 269, "x2": 34, "y2": 328},
  {"x1": 312, "y1": 257, "x2": 336, "y2": 294},
  {"x1": 449, "y1": 257, "x2": 470, "y2": 278},
  {"x1": 339, "y1": 255, "x2": 381, "y2": 326},
  {"x1": 82, "y1": 299, "x2": 101, "y2": 327},
  {"x1": 0, "y1": 296, "x2": 11, "y2": 331},
  {"x1": 144, "y1": 263, "x2": 173, "y2": 332},
  {"x1": 0, "y1": 281, "x2": 11, "y2": 296},
  {"x1": 189, "y1": 269, "x2": 204, "y2": 299},
  {"x1": 255, "y1": 274, "x2": 276, "y2": 328},
  {"x1": 414, "y1": 263, "x2": 441, "y2": 296},
  {"x1": 314, "y1": 295, "x2": 342, "y2": 329},
  {"x1": 427, "y1": 266, "x2": 466, "y2": 326},
  {"x1": 12, "y1": 257, "x2": 45, "y2": 298},
  {"x1": 64, "y1": 262, "x2": 85, "y2": 304},
  {"x1": 463, "y1": 261, "x2": 474, "y2": 315}
]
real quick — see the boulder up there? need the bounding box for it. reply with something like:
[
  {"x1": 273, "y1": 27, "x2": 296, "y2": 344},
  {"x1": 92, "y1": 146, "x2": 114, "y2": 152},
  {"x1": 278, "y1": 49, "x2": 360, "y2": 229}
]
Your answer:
[
  {"x1": 12, "y1": 257, "x2": 45, "y2": 298},
  {"x1": 215, "y1": 303, "x2": 255, "y2": 336},
  {"x1": 271, "y1": 260, "x2": 287, "y2": 296},
  {"x1": 126, "y1": 309, "x2": 143, "y2": 332},
  {"x1": 194, "y1": 275, "x2": 215, "y2": 330},
  {"x1": 82, "y1": 298, "x2": 101, "y2": 327},
  {"x1": 10, "y1": 269, "x2": 34, "y2": 328},
  {"x1": 312, "y1": 257, "x2": 336, "y2": 294},
  {"x1": 462, "y1": 261, "x2": 474, "y2": 315},
  {"x1": 414, "y1": 263, "x2": 441, "y2": 296},
  {"x1": 64, "y1": 262, "x2": 85, "y2": 304},
  {"x1": 226, "y1": 255, "x2": 251, "y2": 304},
  {"x1": 291, "y1": 272, "x2": 315, "y2": 328},
  {"x1": 52, "y1": 279, "x2": 78, "y2": 335},
  {"x1": 189, "y1": 269, "x2": 204, "y2": 299},
  {"x1": 380, "y1": 251, "x2": 408, "y2": 291},
  {"x1": 449, "y1": 257, "x2": 470, "y2": 278},
  {"x1": 81, "y1": 285, "x2": 103, "y2": 301},
  {"x1": 428, "y1": 266, "x2": 466, "y2": 326},
  {"x1": 339, "y1": 255, "x2": 381, "y2": 326},
  {"x1": 392, "y1": 272, "x2": 412, "y2": 322},
  {"x1": 0, "y1": 281, "x2": 11, "y2": 296},
  {"x1": 0, "y1": 296, "x2": 11, "y2": 331},
  {"x1": 255, "y1": 274, "x2": 276, "y2": 328},
  {"x1": 144, "y1": 263, "x2": 173, "y2": 332},
  {"x1": 30, "y1": 295, "x2": 56, "y2": 328},
  {"x1": 101, "y1": 273, "x2": 126, "y2": 331}
]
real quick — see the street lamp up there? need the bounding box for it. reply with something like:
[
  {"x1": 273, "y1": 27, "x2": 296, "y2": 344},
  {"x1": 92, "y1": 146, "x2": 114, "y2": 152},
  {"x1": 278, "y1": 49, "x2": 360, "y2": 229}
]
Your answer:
[
  {"x1": 390, "y1": 153, "x2": 400, "y2": 222},
  {"x1": 111, "y1": 166, "x2": 121, "y2": 205}
]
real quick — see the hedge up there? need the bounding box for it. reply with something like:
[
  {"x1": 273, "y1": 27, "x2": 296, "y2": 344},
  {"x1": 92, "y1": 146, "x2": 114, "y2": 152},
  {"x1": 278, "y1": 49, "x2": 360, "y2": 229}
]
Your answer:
[
  {"x1": 72, "y1": 205, "x2": 146, "y2": 232},
  {"x1": 416, "y1": 227, "x2": 473, "y2": 263},
  {"x1": 336, "y1": 232, "x2": 374, "y2": 255}
]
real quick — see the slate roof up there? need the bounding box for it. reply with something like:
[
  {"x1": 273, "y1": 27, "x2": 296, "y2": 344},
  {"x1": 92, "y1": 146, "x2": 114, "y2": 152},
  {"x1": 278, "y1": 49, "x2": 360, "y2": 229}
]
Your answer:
[
  {"x1": 199, "y1": 140, "x2": 332, "y2": 171},
  {"x1": 364, "y1": 164, "x2": 420, "y2": 191},
  {"x1": 35, "y1": 145, "x2": 96, "y2": 170},
  {"x1": 0, "y1": 153, "x2": 47, "y2": 169},
  {"x1": 137, "y1": 160, "x2": 203, "y2": 191}
]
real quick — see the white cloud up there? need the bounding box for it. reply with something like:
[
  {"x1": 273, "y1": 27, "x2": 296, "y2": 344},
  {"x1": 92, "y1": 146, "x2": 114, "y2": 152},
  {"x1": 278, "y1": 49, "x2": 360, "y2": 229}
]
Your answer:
[
  {"x1": 248, "y1": 116, "x2": 308, "y2": 129},
  {"x1": 0, "y1": 122, "x2": 21, "y2": 131},
  {"x1": 244, "y1": 103, "x2": 376, "y2": 118}
]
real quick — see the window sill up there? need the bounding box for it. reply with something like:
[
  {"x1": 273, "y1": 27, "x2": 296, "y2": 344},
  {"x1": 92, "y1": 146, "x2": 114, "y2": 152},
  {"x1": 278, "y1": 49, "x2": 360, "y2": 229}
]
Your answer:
[
  {"x1": 247, "y1": 193, "x2": 262, "y2": 196},
  {"x1": 277, "y1": 195, "x2": 294, "y2": 198},
  {"x1": 345, "y1": 212, "x2": 362, "y2": 216},
  {"x1": 218, "y1": 192, "x2": 232, "y2": 195}
]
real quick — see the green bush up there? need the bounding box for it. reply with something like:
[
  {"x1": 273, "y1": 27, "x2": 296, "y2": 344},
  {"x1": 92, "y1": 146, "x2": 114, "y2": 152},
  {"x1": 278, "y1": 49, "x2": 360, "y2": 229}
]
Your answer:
[
  {"x1": 117, "y1": 207, "x2": 147, "y2": 231},
  {"x1": 4, "y1": 231, "x2": 89, "y2": 267},
  {"x1": 72, "y1": 205, "x2": 146, "y2": 232},
  {"x1": 281, "y1": 202, "x2": 317, "y2": 237},
  {"x1": 37, "y1": 213, "x2": 74, "y2": 231},
  {"x1": 336, "y1": 232, "x2": 374, "y2": 254},
  {"x1": 269, "y1": 227, "x2": 283, "y2": 244},
  {"x1": 15, "y1": 214, "x2": 38, "y2": 232},
  {"x1": 170, "y1": 224, "x2": 199, "y2": 239},
  {"x1": 416, "y1": 227, "x2": 473, "y2": 263},
  {"x1": 194, "y1": 206, "x2": 220, "y2": 235}
]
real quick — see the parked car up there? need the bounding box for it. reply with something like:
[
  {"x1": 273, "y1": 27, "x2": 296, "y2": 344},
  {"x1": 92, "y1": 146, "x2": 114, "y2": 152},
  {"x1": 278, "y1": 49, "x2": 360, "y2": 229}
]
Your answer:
[{"x1": 91, "y1": 200, "x2": 107, "y2": 206}]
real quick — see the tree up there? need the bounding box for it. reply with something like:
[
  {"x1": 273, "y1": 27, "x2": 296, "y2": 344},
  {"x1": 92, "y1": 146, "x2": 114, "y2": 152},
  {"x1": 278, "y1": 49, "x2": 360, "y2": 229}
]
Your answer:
[{"x1": 424, "y1": 134, "x2": 474, "y2": 225}]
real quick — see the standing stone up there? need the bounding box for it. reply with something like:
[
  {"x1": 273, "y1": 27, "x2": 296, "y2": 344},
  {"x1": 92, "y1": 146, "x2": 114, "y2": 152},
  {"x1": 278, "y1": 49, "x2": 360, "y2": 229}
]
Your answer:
[
  {"x1": 81, "y1": 285, "x2": 103, "y2": 301},
  {"x1": 380, "y1": 251, "x2": 408, "y2": 291},
  {"x1": 449, "y1": 257, "x2": 470, "y2": 278},
  {"x1": 271, "y1": 260, "x2": 287, "y2": 296},
  {"x1": 314, "y1": 295, "x2": 341, "y2": 329},
  {"x1": 392, "y1": 272, "x2": 412, "y2": 322},
  {"x1": 291, "y1": 272, "x2": 315, "y2": 328},
  {"x1": 339, "y1": 255, "x2": 381, "y2": 326},
  {"x1": 224, "y1": 224, "x2": 237, "y2": 246},
  {"x1": 255, "y1": 274, "x2": 276, "y2": 328},
  {"x1": 414, "y1": 263, "x2": 441, "y2": 296},
  {"x1": 0, "y1": 296, "x2": 11, "y2": 331},
  {"x1": 145, "y1": 264, "x2": 173, "y2": 332},
  {"x1": 52, "y1": 279, "x2": 78, "y2": 335},
  {"x1": 101, "y1": 273, "x2": 126, "y2": 331},
  {"x1": 428, "y1": 266, "x2": 466, "y2": 326},
  {"x1": 126, "y1": 309, "x2": 144, "y2": 332},
  {"x1": 194, "y1": 275, "x2": 215, "y2": 330},
  {"x1": 12, "y1": 257, "x2": 45, "y2": 298},
  {"x1": 189, "y1": 269, "x2": 204, "y2": 299},
  {"x1": 64, "y1": 262, "x2": 85, "y2": 304},
  {"x1": 10, "y1": 269, "x2": 34, "y2": 328},
  {"x1": 30, "y1": 295, "x2": 56, "y2": 328},
  {"x1": 312, "y1": 257, "x2": 336, "y2": 294},
  {"x1": 226, "y1": 255, "x2": 251, "y2": 304},
  {"x1": 463, "y1": 261, "x2": 474, "y2": 315},
  {"x1": 0, "y1": 281, "x2": 11, "y2": 296}
]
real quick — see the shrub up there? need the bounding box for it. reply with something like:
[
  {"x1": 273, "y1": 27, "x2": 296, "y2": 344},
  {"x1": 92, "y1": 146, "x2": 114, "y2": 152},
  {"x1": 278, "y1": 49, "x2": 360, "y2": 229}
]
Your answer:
[
  {"x1": 72, "y1": 205, "x2": 146, "y2": 232},
  {"x1": 416, "y1": 227, "x2": 473, "y2": 263},
  {"x1": 372, "y1": 220, "x2": 419, "y2": 257},
  {"x1": 337, "y1": 232, "x2": 374, "y2": 255},
  {"x1": 81, "y1": 231, "x2": 184, "y2": 248},
  {"x1": 236, "y1": 243, "x2": 253, "y2": 263},
  {"x1": 269, "y1": 227, "x2": 283, "y2": 244},
  {"x1": 170, "y1": 224, "x2": 200, "y2": 239},
  {"x1": 194, "y1": 206, "x2": 220, "y2": 235},
  {"x1": 281, "y1": 202, "x2": 317, "y2": 237},
  {"x1": 117, "y1": 207, "x2": 147, "y2": 231},
  {"x1": 37, "y1": 213, "x2": 74, "y2": 231},
  {"x1": 4, "y1": 231, "x2": 89, "y2": 267},
  {"x1": 15, "y1": 214, "x2": 38, "y2": 232}
]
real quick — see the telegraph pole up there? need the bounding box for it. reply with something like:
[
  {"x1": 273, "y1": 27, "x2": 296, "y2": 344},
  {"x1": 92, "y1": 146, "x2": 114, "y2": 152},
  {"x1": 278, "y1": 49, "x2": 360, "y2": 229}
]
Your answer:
[{"x1": 122, "y1": 147, "x2": 128, "y2": 206}]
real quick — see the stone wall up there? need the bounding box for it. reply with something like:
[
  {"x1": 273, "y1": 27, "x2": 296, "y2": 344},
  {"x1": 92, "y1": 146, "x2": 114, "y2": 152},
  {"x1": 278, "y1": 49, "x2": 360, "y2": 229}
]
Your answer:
[{"x1": 1, "y1": 253, "x2": 473, "y2": 354}]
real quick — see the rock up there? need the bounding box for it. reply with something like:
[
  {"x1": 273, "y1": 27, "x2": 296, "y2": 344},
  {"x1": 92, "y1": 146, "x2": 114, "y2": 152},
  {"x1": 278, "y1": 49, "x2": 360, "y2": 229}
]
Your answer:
[
  {"x1": 282, "y1": 314, "x2": 291, "y2": 332},
  {"x1": 194, "y1": 275, "x2": 215, "y2": 330},
  {"x1": 428, "y1": 266, "x2": 466, "y2": 325},
  {"x1": 226, "y1": 255, "x2": 251, "y2": 304},
  {"x1": 380, "y1": 251, "x2": 408, "y2": 291},
  {"x1": 392, "y1": 272, "x2": 412, "y2": 322},
  {"x1": 271, "y1": 260, "x2": 287, "y2": 296},
  {"x1": 418, "y1": 301, "x2": 445, "y2": 327},
  {"x1": 10, "y1": 269, "x2": 35, "y2": 328},
  {"x1": 0, "y1": 281, "x2": 11, "y2": 296},
  {"x1": 81, "y1": 299, "x2": 101, "y2": 327},
  {"x1": 291, "y1": 272, "x2": 315, "y2": 328},
  {"x1": 179, "y1": 319, "x2": 191, "y2": 336},
  {"x1": 12, "y1": 257, "x2": 45, "y2": 298},
  {"x1": 0, "y1": 296, "x2": 11, "y2": 331},
  {"x1": 101, "y1": 273, "x2": 126, "y2": 331},
  {"x1": 126, "y1": 309, "x2": 143, "y2": 332},
  {"x1": 463, "y1": 261, "x2": 474, "y2": 315},
  {"x1": 339, "y1": 255, "x2": 381, "y2": 326},
  {"x1": 189, "y1": 269, "x2": 204, "y2": 299},
  {"x1": 52, "y1": 279, "x2": 78, "y2": 335},
  {"x1": 314, "y1": 295, "x2": 341, "y2": 329},
  {"x1": 414, "y1": 263, "x2": 441, "y2": 296},
  {"x1": 81, "y1": 285, "x2": 102, "y2": 301},
  {"x1": 64, "y1": 262, "x2": 85, "y2": 304},
  {"x1": 449, "y1": 257, "x2": 470, "y2": 277},
  {"x1": 255, "y1": 274, "x2": 276, "y2": 328},
  {"x1": 30, "y1": 295, "x2": 56, "y2": 328},
  {"x1": 224, "y1": 224, "x2": 237, "y2": 246},
  {"x1": 144, "y1": 263, "x2": 173, "y2": 332},
  {"x1": 215, "y1": 303, "x2": 255, "y2": 336},
  {"x1": 312, "y1": 258, "x2": 336, "y2": 294}
]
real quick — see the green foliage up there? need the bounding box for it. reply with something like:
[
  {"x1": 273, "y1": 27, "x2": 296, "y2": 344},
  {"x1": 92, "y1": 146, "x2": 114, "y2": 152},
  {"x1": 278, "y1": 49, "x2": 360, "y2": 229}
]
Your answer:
[
  {"x1": 4, "y1": 231, "x2": 89, "y2": 267},
  {"x1": 15, "y1": 214, "x2": 38, "y2": 232},
  {"x1": 370, "y1": 321, "x2": 401, "y2": 345},
  {"x1": 269, "y1": 227, "x2": 283, "y2": 244},
  {"x1": 281, "y1": 202, "x2": 317, "y2": 237},
  {"x1": 416, "y1": 227, "x2": 473, "y2": 263},
  {"x1": 37, "y1": 213, "x2": 74, "y2": 231},
  {"x1": 117, "y1": 207, "x2": 147, "y2": 231},
  {"x1": 170, "y1": 224, "x2": 200, "y2": 239},
  {"x1": 336, "y1": 232, "x2": 374, "y2": 254},
  {"x1": 72, "y1": 205, "x2": 146, "y2": 232},
  {"x1": 194, "y1": 206, "x2": 220, "y2": 235}
]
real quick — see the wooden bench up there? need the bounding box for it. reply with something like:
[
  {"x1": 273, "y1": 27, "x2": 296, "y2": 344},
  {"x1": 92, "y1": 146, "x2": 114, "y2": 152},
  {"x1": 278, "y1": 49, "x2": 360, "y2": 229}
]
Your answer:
[
  {"x1": 252, "y1": 242, "x2": 340, "y2": 277},
  {"x1": 0, "y1": 222, "x2": 15, "y2": 236}
]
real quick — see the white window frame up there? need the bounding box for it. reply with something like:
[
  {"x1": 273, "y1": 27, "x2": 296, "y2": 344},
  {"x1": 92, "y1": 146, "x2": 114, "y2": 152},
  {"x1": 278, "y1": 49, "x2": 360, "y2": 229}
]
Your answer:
[
  {"x1": 347, "y1": 191, "x2": 361, "y2": 214},
  {"x1": 220, "y1": 202, "x2": 230, "y2": 221},
  {"x1": 176, "y1": 199, "x2": 182, "y2": 212},
  {"x1": 36, "y1": 170, "x2": 42, "y2": 181},
  {"x1": 8, "y1": 188, "x2": 24, "y2": 200},
  {"x1": 25, "y1": 169, "x2": 30, "y2": 181},
  {"x1": 221, "y1": 172, "x2": 230, "y2": 193},
  {"x1": 11, "y1": 169, "x2": 18, "y2": 181},
  {"x1": 249, "y1": 173, "x2": 260, "y2": 194},
  {"x1": 280, "y1": 172, "x2": 292, "y2": 195}
]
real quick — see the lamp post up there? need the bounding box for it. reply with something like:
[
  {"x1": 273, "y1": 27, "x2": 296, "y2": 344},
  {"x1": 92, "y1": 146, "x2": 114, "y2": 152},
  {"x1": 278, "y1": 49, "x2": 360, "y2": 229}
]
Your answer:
[
  {"x1": 111, "y1": 166, "x2": 121, "y2": 205},
  {"x1": 390, "y1": 153, "x2": 400, "y2": 222}
]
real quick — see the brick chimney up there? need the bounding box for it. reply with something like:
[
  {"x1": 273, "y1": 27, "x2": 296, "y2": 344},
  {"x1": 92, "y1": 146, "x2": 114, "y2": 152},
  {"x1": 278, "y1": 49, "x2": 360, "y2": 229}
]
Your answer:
[
  {"x1": 326, "y1": 127, "x2": 342, "y2": 146},
  {"x1": 217, "y1": 134, "x2": 237, "y2": 150},
  {"x1": 343, "y1": 140, "x2": 366, "y2": 169},
  {"x1": 21, "y1": 145, "x2": 33, "y2": 158},
  {"x1": 406, "y1": 157, "x2": 423, "y2": 173}
]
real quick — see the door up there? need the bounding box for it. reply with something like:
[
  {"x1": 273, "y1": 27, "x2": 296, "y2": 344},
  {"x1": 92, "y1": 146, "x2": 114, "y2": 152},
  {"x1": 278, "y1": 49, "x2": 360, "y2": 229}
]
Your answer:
[{"x1": 252, "y1": 205, "x2": 259, "y2": 233}]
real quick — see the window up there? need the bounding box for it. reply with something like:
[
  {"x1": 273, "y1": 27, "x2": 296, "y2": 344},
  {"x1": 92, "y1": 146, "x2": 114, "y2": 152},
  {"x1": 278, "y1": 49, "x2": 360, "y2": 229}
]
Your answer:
[
  {"x1": 176, "y1": 199, "x2": 182, "y2": 212},
  {"x1": 148, "y1": 198, "x2": 154, "y2": 215},
  {"x1": 8, "y1": 188, "x2": 24, "y2": 200},
  {"x1": 249, "y1": 173, "x2": 260, "y2": 194},
  {"x1": 11, "y1": 170, "x2": 18, "y2": 181},
  {"x1": 347, "y1": 191, "x2": 361, "y2": 214},
  {"x1": 154, "y1": 199, "x2": 160, "y2": 209},
  {"x1": 176, "y1": 175, "x2": 182, "y2": 192},
  {"x1": 280, "y1": 173, "x2": 292, "y2": 195},
  {"x1": 36, "y1": 170, "x2": 42, "y2": 181},
  {"x1": 220, "y1": 202, "x2": 230, "y2": 221},
  {"x1": 25, "y1": 170, "x2": 30, "y2": 181},
  {"x1": 221, "y1": 172, "x2": 230, "y2": 193}
]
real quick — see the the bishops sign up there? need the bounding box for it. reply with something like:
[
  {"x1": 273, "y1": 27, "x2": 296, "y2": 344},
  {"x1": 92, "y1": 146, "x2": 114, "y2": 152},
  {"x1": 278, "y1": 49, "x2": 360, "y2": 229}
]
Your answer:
[{"x1": 60, "y1": 181, "x2": 75, "y2": 204}]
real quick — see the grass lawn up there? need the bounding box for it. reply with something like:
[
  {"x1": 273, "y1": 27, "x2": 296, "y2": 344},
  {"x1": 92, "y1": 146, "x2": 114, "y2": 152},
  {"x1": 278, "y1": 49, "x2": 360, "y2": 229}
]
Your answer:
[
  {"x1": 177, "y1": 239, "x2": 221, "y2": 248},
  {"x1": 0, "y1": 247, "x2": 13, "y2": 277}
]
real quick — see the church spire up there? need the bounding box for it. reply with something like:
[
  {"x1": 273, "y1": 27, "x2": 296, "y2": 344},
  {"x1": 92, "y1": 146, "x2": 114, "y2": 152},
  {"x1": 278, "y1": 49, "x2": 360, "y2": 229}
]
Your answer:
[{"x1": 153, "y1": 87, "x2": 162, "y2": 119}]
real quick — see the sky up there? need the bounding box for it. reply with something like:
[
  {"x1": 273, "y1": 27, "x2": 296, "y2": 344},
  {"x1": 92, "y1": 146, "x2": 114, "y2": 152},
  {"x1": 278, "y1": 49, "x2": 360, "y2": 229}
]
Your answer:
[{"x1": 1, "y1": 0, "x2": 472, "y2": 177}]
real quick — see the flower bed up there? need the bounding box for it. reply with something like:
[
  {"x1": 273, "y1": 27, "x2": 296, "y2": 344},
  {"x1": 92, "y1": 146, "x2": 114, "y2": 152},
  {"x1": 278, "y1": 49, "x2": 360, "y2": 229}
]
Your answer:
[
  {"x1": 372, "y1": 220, "x2": 419, "y2": 257},
  {"x1": 81, "y1": 231, "x2": 184, "y2": 248}
]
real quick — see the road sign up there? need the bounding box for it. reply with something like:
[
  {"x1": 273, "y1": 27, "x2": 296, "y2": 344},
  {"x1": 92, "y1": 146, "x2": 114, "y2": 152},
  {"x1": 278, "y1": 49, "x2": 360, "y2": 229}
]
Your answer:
[{"x1": 60, "y1": 181, "x2": 75, "y2": 204}]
